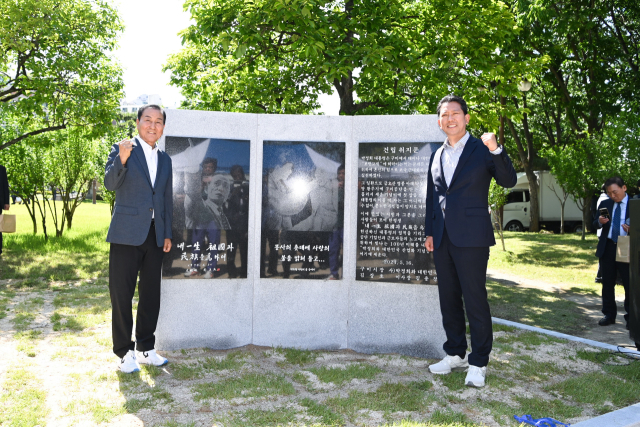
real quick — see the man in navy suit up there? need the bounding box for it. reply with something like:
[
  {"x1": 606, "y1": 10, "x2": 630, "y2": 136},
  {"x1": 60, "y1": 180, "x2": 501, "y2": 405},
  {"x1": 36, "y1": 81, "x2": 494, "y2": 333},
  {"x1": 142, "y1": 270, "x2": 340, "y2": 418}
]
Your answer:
[
  {"x1": 425, "y1": 95, "x2": 517, "y2": 387},
  {"x1": 594, "y1": 176, "x2": 630, "y2": 328},
  {"x1": 105, "y1": 105, "x2": 173, "y2": 373}
]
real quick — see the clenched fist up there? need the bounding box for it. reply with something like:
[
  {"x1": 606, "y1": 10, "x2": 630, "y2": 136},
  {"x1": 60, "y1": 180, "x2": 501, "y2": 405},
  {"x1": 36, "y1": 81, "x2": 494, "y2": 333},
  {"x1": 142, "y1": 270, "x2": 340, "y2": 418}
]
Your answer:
[
  {"x1": 118, "y1": 139, "x2": 136, "y2": 165},
  {"x1": 481, "y1": 133, "x2": 498, "y2": 151}
]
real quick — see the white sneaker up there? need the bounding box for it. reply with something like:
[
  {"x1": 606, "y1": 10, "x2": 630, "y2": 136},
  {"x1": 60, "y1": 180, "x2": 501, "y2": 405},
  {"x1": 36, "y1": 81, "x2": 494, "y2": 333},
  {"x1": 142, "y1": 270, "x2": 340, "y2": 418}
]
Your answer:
[
  {"x1": 137, "y1": 349, "x2": 168, "y2": 366},
  {"x1": 203, "y1": 270, "x2": 213, "y2": 279},
  {"x1": 119, "y1": 350, "x2": 140, "y2": 373},
  {"x1": 184, "y1": 269, "x2": 199, "y2": 277},
  {"x1": 465, "y1": 365, "x2": 487, "y2": 387},
  {"x1": 428, "y1": 354, "x2": 469, "y2": 374}
]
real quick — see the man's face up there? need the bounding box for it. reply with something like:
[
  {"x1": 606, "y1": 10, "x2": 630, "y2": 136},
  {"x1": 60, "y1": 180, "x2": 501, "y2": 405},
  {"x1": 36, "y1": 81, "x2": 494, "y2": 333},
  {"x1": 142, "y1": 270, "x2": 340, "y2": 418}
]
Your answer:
[
  {"x1": 207, "y1": 176, "x2": 231, "y2": 204},
  {"x1": 606, "y1": 184, "x2": 627, "y2": 203},
  {"x1": 438, "y1": 102, "x2": 470, "y2": 142},
  {"x1": 202, "y1": 162, "x2": 216, "y2": 176},
  {"x1": 136, "y1": 108, "x2": 165, "y2": 146},
  {"x1": 337, "y1": 168, "x2": 345, "y2": 185}
]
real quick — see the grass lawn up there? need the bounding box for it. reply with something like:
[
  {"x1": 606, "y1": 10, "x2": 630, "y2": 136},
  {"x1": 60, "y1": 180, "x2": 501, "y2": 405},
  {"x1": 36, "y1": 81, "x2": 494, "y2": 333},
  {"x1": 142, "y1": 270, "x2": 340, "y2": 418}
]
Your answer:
[
  {"x1": 2, "y1": 203, "x2": 638, "y2": 425},
  {"x1": 1, "y1": 201, "x2": 111, "y2": 281},
  {"x1": 489, "y1": 231, "x2": 601, "y2": 294}
]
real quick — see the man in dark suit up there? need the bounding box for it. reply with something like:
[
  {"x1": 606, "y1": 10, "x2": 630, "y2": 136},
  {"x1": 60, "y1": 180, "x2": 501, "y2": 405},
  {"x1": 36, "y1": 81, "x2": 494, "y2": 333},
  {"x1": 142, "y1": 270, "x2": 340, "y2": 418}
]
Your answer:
[
  {"x1": 105, "y1": 105, "x2": 173, "y2": 373},
  {"x1": 0, "y1": 164, "x2": 9, "y2": 255},
  {"x1": 594, "y1": 176, "x2": 630, "y2": 328},
  {"x1": 425, "y1": 95, "x2": 517, "y2": 387}
]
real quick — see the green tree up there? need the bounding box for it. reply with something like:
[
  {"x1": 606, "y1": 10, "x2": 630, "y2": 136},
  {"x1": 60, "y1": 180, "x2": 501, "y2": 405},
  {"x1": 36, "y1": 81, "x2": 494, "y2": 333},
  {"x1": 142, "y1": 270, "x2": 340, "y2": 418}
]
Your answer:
[
  {"x1": 488, "y1": 178, "x2": 509, "y2": 250},
  {"x1": 501, "y1": 0, "x2": 640, "y2": 232},
  {"x1": 166, "y1": 0, "x2": 525, "y2": 116},
  {"x1": 0, "y1": 0, "x2": 124, "y2": 150},
  {"x1": 0, "y1": 142, "x2": 49, "y2": 234},
  {"x1": 48, "y1": 128, "x2": 109, "y2": 233}
]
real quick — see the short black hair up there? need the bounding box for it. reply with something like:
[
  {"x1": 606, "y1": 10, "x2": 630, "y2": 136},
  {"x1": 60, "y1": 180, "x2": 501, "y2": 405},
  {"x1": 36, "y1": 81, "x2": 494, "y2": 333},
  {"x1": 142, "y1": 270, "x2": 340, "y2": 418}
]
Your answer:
[
  {"x1": 137, "y1": 104, "x2": 166, "y2": 124},
  {"x1": 337, "y1": 163, "x2": 345, "y2": 172},
  {"x1": 604, "y1": 176, "x2": 626, "y2": 190},
  {"x1": 436, "y1": 95, "x2": 468, "y2": 117},
  {"x1": 202, "y1": 157, "x2": 218, "y2": 169},
  {"x1": 230, "y1": 164, "x2": 245, "y2": 180}
]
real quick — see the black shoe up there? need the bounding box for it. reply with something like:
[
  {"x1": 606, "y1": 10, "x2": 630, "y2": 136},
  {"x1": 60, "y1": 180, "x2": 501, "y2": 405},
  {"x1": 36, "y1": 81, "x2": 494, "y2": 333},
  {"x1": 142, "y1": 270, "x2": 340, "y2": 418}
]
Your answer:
[{"x1": 598, "y1": 316, "x2": 616, "y2": 326}]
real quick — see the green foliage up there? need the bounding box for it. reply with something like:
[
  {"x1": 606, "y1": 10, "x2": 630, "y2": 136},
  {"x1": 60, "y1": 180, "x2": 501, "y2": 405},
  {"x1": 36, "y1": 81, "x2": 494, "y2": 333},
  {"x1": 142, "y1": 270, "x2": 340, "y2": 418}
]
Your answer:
[
  {"x1": 166, "y1": 0, "x2": 530, "y2": 117},
  {"x1": 0, "y1": 0, "x2": 124, "y2": 150}
]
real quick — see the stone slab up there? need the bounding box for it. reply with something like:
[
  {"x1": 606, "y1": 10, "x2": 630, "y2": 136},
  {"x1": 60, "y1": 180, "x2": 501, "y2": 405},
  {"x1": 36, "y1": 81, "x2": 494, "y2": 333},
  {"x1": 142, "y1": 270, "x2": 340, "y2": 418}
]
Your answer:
[
  {"x1": 154, "y1": 110, "x2": 450, "y2": 357},
  {"x1": 155, "y1": 280, "x2": 253, "y2": 350},
  {"x1": 572, "y1": 403, "x2": 640, "y2": 427},
  {"x1": 348, "y1": 281, "x2": 447, "y2": 358}
]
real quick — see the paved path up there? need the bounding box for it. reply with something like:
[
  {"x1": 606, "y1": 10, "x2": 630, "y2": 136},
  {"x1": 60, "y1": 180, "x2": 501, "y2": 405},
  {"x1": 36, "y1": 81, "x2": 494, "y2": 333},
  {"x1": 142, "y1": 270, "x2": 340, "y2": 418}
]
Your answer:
[{"x1": 486, "y1": 269, "x2": 637, "y2": 349}]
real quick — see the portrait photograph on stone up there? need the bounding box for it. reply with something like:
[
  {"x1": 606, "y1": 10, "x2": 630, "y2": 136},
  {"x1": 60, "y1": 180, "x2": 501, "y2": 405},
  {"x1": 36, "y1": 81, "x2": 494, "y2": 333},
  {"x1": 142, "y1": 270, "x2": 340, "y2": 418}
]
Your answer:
[
  {"x1": 357, "y1": 142, "x2": 439, "y2": 284},
  {"x1": 163, "y1": 136, "x2": 251, "y2": 279},
  {"x1": 261, "y1": 140, "x2": 346, "y2": 280}
]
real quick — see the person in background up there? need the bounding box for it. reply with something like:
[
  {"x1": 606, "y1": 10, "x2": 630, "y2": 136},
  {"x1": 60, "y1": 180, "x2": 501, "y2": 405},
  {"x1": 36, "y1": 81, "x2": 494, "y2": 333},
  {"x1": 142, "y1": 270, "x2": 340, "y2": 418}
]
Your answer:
[
  {"x1": 328, "y1": 164, "x2": 345, "y2": 280},
  {"x1": 225, "y1": 165, "x2": 249, "y2": 278},
  {"x1": 0, "y1": 164, "x2": 10, "y2": 255},
  {"x1": 594, "y1": 176, "x2": 630, "y2": 329}
]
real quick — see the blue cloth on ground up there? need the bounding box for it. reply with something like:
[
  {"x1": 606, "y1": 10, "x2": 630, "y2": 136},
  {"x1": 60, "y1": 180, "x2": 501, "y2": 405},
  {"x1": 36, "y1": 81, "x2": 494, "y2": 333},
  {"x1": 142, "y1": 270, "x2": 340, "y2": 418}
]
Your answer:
[{"x1": 514, "y1": 414, "x2": 570, "y2": 427}]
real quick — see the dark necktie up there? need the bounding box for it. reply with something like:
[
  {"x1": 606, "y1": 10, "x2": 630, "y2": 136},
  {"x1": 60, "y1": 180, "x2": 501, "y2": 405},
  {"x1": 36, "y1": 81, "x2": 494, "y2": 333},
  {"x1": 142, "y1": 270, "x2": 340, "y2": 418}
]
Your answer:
[{"x1": 611, "y1": 202, "x2": 621, "y2": 243}]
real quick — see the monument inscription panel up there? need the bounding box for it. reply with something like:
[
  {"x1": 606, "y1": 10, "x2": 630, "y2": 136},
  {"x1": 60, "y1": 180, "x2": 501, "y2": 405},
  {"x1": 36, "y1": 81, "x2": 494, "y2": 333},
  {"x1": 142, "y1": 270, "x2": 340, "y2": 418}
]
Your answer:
[
  {"x1": 163, "y1": 136, "x2": 251, "y2": 279},
  {"x1": 357, "y1": 142, "x2": 439, "y2": 284},
  {"x1": 261, "y1": 140, "x2": 345, "y2": 280}
]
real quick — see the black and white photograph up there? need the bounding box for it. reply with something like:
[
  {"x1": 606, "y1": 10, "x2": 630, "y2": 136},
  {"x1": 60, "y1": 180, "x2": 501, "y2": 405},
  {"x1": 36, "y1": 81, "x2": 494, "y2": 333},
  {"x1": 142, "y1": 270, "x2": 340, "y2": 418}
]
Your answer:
[
  {"x1": 164, "y1": 136, "x2": 251, "y2": 279},
  {"x1": 261, "y1": 141, "x2": 345, "y2": 280}
]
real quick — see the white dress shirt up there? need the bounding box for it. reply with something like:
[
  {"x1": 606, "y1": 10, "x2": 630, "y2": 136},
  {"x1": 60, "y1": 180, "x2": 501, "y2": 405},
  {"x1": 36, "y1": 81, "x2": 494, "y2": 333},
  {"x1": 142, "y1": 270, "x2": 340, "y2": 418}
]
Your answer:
[
  {"x1": 435, "y1": 132, "x2": 503, "y2": 215},
  {"x1": 135, "y1": 136, "x2": 158, "y2": 218},
  {"x1": 607, "y1": 194, "x2": 629, "y2": 240}
]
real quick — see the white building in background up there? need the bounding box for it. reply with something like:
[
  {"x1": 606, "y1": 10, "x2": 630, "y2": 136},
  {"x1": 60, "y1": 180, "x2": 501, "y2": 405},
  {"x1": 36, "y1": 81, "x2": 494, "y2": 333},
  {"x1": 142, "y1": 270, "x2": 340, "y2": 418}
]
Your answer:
[{"x1": 119, "y1": 94, "x2": 163, "y2": 113}]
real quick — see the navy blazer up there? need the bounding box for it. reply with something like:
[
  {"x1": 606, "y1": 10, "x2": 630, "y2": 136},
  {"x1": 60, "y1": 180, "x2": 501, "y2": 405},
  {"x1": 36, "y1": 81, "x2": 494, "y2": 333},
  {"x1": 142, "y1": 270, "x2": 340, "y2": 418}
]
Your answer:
[
  {"x1": 593, "y1": 196, "x2": 629, "y2": 258},
  {"x1": 425, "y1": 136, "x2": 517, "y2": 249},
  {"x1": 105, "y1": 139, "x2": 173, "y2": 247}
]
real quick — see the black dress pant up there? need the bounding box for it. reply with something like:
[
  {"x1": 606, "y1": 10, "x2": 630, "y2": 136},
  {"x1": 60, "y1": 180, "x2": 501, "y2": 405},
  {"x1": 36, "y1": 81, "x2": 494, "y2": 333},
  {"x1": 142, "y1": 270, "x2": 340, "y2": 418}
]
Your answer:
[
  {"x1": 109, "y1": 223, "x2": 164, "y2": 358},
  {"x1": 600, "y1": 238, "x2": 629, "y2": 322},
  {"x1": 434, "y1": 227, "x2": 492, "y2": 367}
]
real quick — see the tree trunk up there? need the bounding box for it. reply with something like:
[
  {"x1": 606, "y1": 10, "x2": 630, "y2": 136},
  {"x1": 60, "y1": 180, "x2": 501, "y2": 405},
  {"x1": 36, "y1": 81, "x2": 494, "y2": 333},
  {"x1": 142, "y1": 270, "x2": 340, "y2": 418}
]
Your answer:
[
  {"x1": 506, "y1": 116, "x2": 540, "y2": 232},
  {"x1": 581, "y1": 196, "x2": 590, "y2": 241},
  {"x1": 526, "y1": 170, "x2": 540, "y2": 232},
  {"x1": 560, "y1": 201, "x2": 565, "y2": 234}
]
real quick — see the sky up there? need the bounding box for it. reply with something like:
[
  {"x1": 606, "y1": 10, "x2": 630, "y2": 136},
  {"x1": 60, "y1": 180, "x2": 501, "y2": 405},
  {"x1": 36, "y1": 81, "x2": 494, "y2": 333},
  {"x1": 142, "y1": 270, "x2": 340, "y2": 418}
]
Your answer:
[{"x1": 112, "y1": 0, "x2": 339, "y2": 114}]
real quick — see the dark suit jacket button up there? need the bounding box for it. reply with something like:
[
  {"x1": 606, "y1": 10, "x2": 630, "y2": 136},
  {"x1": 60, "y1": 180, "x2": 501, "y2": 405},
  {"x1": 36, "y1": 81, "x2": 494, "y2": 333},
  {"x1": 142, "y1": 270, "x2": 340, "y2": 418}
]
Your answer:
[
  {"x1": 149, "y1": 208, "x2": 153, "y2": 211},
  {"x1": 446, "y1": 191, "x2": 450, "y2": 195},
  {"x1": 153, "y1": 192, "x2": 155, "y2": 195}
]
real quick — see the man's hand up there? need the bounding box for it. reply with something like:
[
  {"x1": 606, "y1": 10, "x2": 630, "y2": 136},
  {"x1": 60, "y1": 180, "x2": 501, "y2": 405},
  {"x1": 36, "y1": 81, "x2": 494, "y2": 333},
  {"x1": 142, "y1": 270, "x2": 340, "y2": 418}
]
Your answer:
[
  {"x1": 3, "y1": 204, "x2": 9, "y2": 211},
  {"x1": 163, "y1": 238, "x2": 172, "y2": 252},
  {"x1": 481, "y1": 133, "x2": 499, "y2": 151},
  {"x1": 118, "y1": 139, "x2": 135, "y2": 165},
  {"x1": 599, "y1": 215, "x2": 610, "y2": 225},
  {"x1": 425, "y1": 236, "x2": 433, "y2": 252},
  {"x1": 622, "y1": 224, "x2": 630, "y2": 233}
]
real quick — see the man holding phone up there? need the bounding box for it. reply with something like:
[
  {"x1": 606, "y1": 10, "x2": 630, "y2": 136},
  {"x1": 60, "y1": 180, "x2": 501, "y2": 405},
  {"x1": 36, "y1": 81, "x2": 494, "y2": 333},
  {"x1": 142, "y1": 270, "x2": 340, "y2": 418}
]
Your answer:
[{"x1": 594, "y1": 177, "x2": 630, "y2": 328}]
